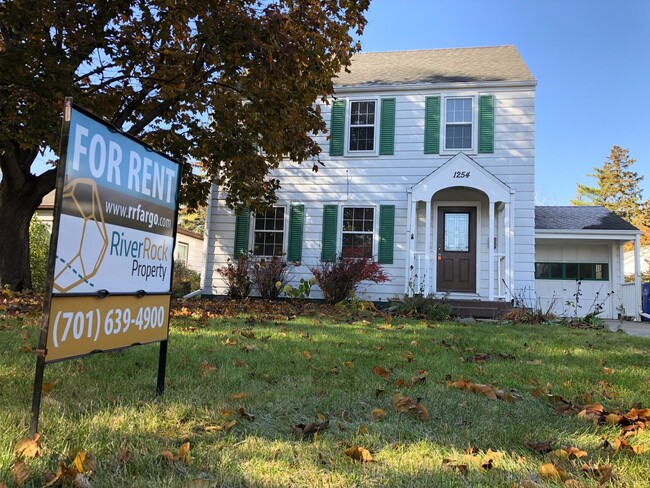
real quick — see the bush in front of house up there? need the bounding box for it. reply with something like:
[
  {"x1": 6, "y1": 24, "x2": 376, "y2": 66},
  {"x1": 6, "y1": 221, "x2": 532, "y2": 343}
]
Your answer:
[
  {"x1": 309, "y1": 253, "x2": 388, "y2": 305},
  {"x1": 172, "y1": 261, "x2": 201, "y2": 297},
  {"x1": 30, "y1": 216, "x2": 51, "y2": 292},
  {"x1": 217, "y1": 254, "x2": 253, "y2": 299},
  {"x1": 251, "y1": 255, "x2": 293, "y2": 299}
]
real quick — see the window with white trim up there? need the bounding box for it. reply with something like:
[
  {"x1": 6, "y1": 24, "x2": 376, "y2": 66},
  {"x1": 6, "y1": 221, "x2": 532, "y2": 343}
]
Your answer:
[
  {"x1": 342, "y1": 207, "x2": 374, "y2": 258},
  {"x1": 444, "y1": 97, "x2": 473, "y2": 151},
  {"x1": 348, "y1": 100, "x2": 376, "y2": 152},
  {"x1": 253, "y1": 207, "x2": 285, "y2": 256}
]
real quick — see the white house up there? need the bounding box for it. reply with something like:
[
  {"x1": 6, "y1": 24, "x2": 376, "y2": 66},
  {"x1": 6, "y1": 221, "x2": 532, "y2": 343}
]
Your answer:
[{"x1": 203, "y1": 46, "x2": 643, "y2": 319}]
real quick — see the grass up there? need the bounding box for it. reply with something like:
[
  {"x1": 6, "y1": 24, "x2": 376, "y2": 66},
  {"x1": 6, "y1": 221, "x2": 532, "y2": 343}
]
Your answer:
[{"x1": 1, "y1": 298, "x2": 650, "y2": 487}]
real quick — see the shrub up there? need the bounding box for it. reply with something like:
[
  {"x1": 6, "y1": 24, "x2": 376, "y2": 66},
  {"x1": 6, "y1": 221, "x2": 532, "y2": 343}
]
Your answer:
[
  {"x1": 283, "y1": 277, "x2": 316, "y2": 299},
  {"x1": 30, "y1": 217, "x2": 51, "y2": 292},
  {"x1": 309, "y1": 253, "x2": 388, "y2": 305},
  {"x1": 172, "y1": 261, "x2": 201, "y2": 297},
  {"x1": 395, "y1": 295, "x2": 451, "y2": 321},
  {"x1": 217, "y1": 254, "x2": 252, "y2": 299},
  {"x1": 251, "y1": 255, "x2": 292, "y2": 300}
]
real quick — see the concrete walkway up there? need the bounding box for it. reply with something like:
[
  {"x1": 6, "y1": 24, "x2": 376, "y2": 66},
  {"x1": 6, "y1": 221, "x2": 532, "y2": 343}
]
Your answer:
[{"x1": 605, "y1": 319, "x2": 650, "y2": 338}]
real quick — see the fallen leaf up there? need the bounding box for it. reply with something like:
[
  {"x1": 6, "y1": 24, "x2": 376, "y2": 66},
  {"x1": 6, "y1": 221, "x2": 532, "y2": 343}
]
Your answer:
[
  {"x1": 293, "y1": 421, "x2": 329, "y2": 440},
  {"x1": 230, "y1": 392, "x2": 248, "y2": 400},
  {"x1": 372, "y1": 365, "x2": 392, "y2": 379},
  {"x1": 15, "y1": 434, "x2": 41, "y2": 458},
  {"x1": 177, "y1": 442, "x2": 191, "y2": 463},
  {"x1": 582, "y1": 464, "x2": 612, "y2": 483},
  {"x1": 303, "y1": 351, "x2": 312, "y2": 360},
  {"x1": 73, "y1": 450, "x2": 87, "y2": 474},
  {"x1": 233, "y1": 359, "x2": 248, "y2": 368},
  {"x1": 200, "y1": 361, "x2": 217, "y2": 373},
  {"x1": 358, "y1": 424, "x2": 369, "y2": 434},
  {"x1": 343, "y1": 361, "x2": 354, "y2": 368},
  {"x1": 528, "y1": 439, "x2": 554, "y2": 454},
  {"x1": 12, "y1": 460, "x2": 31, "y2": 486},
  {"x1": 603, "y1": 367, "x2": 614, "y2": 374},
  {"x1": 372, "y1": 408, "x2": 386, "y2": 419},
  {"x1": 244, "y1": 344, "x2": 259, "y2": 352},
  {"x1": 563, "y1": 446, "x2": 588, "y2": 459},
  {"x1": 239, "y1": 407, "x2": 255, "y2": 421},
  {"x1": 405, "y1": 351, "x2": 414, "y2": 363},
  {"x1": 345, "y1": 446, "x2": 374, "y2": 462},
  {"x1": 539, "y1": 463, "x2": 560, "y2": 480},
  {"x1": 205, "y1": 420, "x2": 237, "y2": 432}
]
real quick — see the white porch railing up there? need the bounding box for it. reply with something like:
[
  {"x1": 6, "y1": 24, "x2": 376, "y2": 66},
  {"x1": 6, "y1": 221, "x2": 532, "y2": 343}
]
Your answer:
[
  {"x1": 410, "y1": 252, "x2": 508, "y2": 299},
  {"x1": 620, "y1": 282, "x2": 638, "y2": 318}
]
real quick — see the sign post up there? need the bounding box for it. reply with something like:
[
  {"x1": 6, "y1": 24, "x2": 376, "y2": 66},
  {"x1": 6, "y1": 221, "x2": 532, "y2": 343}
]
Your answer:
[{"x1": 30, "y1": 99, "x2": 181, "y2": 435}]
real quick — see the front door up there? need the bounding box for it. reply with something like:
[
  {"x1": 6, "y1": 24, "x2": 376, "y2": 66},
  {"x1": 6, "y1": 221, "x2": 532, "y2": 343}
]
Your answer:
[{"x1": 436, "y1": 207, "x2": 476, "y2": 292}]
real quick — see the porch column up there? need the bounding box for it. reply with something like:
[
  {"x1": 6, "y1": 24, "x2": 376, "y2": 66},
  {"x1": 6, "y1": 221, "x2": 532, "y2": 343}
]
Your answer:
[
  {"x1": 634, "y1": 233, "x2": 642, "y2": 321},
  {"x1": 406, "y1": 192, "x2": 416, "y2": 296},
  {"x1": 507, "y1": 190, "x2": 515, "y2": 300},
  {"x1": 424, "y1": 200, "x2": 432, "y2": 296},
  {"x1": 488, "y1": 200, "x2": 495, "y2": 300}
]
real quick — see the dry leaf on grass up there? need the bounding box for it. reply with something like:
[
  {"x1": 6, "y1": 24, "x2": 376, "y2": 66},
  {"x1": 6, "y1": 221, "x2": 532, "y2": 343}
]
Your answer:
[
  {"x1": 230, "y1": 392, "x2": 248, "y2": 400},
  {"x1": 12, "y1": 460, "x2": 31, "y2": 487},
  {"x1": 162, "y1": 442, "x2": 191, "y2": 464},
  {"x1": 14, "y1": 434, "x2": 41, "y2": 458},
  {"x1": 345, "y1": 446, "x2": 374, "y2": 462},
  {"x1": 372, "y1": 365, "x2": 392, "y2": 379}
]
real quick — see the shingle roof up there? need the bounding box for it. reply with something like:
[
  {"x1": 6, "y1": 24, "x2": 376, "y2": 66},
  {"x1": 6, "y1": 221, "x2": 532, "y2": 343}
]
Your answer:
[
  {"x1": 334, "y1": 45, "x2": 535, "y2": 88},
  {"x1": 535, "y1": 206, "x2": 639, "y2": 232}
]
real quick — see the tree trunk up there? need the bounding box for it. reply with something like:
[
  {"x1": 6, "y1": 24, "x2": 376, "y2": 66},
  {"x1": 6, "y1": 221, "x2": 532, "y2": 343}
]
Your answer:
[{"x1": 0, "y1": 162, "x2": 56, "y2": 291}]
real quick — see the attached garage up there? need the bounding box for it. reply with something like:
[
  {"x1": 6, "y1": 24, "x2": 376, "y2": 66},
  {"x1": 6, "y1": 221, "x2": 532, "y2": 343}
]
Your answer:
[{"x1": 535, "y1": 206, "x2": 642, "y2": 320}]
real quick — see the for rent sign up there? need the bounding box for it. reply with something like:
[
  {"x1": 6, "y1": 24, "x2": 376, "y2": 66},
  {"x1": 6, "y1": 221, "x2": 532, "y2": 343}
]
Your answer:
[{"x1": 45, "y1": 104, "x2": 180, "y2": 362}]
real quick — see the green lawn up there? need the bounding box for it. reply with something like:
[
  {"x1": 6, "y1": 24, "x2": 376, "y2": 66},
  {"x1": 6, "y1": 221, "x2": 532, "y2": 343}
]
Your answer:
[{"x1": 1, "y1": 298, "x2": 649, "y2": 487}]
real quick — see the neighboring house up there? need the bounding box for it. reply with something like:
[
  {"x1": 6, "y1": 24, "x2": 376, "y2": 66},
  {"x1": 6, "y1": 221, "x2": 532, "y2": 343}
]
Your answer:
[
  {"x1": 624, "y1": 246, "x2": 650, "y2": 278},
  {"x1": 37, "y1": 191, "x2": 205, "y2": 276},
  {"x1": 203, "y1": 45, "x2": 643, "y2": 319}
]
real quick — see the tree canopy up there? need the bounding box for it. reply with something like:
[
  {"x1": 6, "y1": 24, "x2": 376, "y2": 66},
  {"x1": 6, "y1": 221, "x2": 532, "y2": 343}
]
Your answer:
[
  {"x1": 572, "y1": 146, "x2": 649, "y2": 244},
  {"x1": 0, "y1": 0, "x2": 370, "y2": 289}
]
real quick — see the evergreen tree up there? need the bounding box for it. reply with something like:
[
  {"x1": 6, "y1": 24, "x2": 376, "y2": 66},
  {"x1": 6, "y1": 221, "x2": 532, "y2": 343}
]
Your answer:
[
  {"x1": 572, "y1": 146, "x2": 649, "y2": 245},
  {"x1": 571, "y1": 146, "x2": 644, "y2": 222}
]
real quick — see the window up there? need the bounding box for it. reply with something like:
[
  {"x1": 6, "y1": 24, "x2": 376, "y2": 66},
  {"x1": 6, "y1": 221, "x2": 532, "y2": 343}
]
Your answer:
[
  {"x1": 253, "y1": 207, "x2": 285, "y2": 256},
  {"x1": 342, "y1": 207, "x2": 374, "y2": 258},
  {"x1": 349, "y1": 101, "x2": 376, "y2": 152},
  {"x1": 445, "y1": 97, "x2": 473, "y2": 151},
  {"x1": 534, "y1": 262, "x2": 609, "y2": 281},
  {"x1": 176, "y1": 242, "x2": 189, "y2": 264}
]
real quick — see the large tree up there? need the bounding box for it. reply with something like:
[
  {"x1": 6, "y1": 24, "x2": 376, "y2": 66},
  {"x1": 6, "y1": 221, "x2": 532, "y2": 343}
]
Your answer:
[
  {"x1": 572, "y1": 146, "x2": 649, "y2": 243},
  {"x1": 0, "y1": 0, "x2": 369, "y2": 290}
]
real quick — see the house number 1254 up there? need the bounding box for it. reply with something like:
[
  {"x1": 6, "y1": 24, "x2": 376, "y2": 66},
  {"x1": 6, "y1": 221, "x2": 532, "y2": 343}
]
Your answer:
[{"x1": 453, "y1": 171, "x2": 471, "y2": 178}]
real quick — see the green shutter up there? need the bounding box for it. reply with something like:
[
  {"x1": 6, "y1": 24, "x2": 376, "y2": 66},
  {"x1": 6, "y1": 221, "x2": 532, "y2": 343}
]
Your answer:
[
  {"x1": 379, "y1": 98, "x2": 396, "y2": 155},
  {"x1": 321, "y1": 205, "x2": 338, "y2": 262},
  {"x1": 424, "y1": 96, "x2": 440, "y2": 154},
  {"x1": 287, "y1": 204, "x2": 304, "y2": 262},
  {"x1": 234, "y1": 208, "x2": 250, "y2": 257},
  {"x1": 329, "y1": 100, "x2": 346, "y2": 156},
  {"x1": 378, "y1": 205, "x2": 395, "y2": 264},
  {"x1": 478, "y1": 95, "x2": 495, "y2": 153}
]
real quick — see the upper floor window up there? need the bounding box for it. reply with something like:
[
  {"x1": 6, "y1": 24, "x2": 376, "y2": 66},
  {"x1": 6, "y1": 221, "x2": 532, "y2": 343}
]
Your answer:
[
  {"x1": 342, "y1": 207, "x2": 374, "y2": 258},
  {"x1": 253, "y1": 207, "x2": 285, "y2": 256},
  {"x1": 349, "y1": 100, "x2": 376, "y2": 152},
  {"x1": 445, "y1": 97, "x2": 473, "y2": 151}
]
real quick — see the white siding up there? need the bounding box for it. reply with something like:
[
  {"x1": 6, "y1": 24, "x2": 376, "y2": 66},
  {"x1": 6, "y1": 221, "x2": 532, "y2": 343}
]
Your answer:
[{"x1": 205, "y1": 85, "x2": 536, "y2": 302}]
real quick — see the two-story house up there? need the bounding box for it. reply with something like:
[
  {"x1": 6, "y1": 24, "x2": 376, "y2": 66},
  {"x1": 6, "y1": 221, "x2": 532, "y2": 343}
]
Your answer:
[{"x1": 202, "y1": 46, "x2": 643, "y2": 319}]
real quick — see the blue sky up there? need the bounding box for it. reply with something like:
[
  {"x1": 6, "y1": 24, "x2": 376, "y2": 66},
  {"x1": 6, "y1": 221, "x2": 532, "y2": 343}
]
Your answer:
[{"x1": 359, "y1": 0, "x2": 650, "y2": 205}]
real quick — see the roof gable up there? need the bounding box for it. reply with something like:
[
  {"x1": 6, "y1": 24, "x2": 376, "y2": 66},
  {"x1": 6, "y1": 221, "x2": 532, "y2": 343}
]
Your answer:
[{"x1": 334, "y1": 45, "x2": 535, "y2": 88}]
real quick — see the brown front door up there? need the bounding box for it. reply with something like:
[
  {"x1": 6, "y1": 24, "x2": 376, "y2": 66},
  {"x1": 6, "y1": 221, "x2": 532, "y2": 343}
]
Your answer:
[{"x1": 436, "y1": 207, "x2": 477, "y2": 292}]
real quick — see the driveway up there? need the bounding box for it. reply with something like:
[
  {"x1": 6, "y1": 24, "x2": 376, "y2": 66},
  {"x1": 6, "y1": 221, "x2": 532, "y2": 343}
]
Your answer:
[{"x1": 606, "y1": 320, "x2": 650, "y2": 338}]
